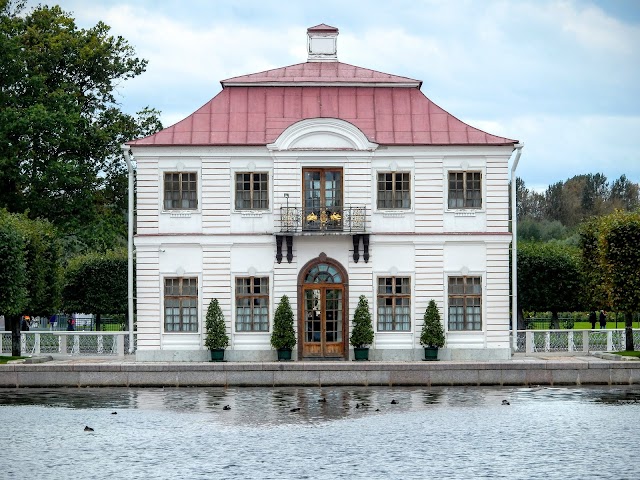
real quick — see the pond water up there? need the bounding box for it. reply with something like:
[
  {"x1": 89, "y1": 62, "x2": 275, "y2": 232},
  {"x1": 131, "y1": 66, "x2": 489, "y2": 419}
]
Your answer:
[{"x1": 1, "y1": 386, "x2": 640, "y2": 479}]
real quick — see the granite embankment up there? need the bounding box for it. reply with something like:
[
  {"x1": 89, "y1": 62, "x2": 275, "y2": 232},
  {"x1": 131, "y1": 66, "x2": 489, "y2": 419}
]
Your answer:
[{"x1": 1, "y1": 354, "x2": 639, "y2": 388}]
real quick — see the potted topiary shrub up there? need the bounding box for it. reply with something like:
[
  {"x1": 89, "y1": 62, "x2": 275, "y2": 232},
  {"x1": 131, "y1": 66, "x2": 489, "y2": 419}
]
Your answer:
[
  {"x1": 349, "y1": 295, "x2": 374, "y2": 361},
  {"x1": 270, "y1": 295, "x2": 296, "y2": 361},
  {"x1": 420, "y1": 299, "x2": 445, "y2": 361},
  {"x1": 204, "y1": 298, "x2": 229, "y2": 361}
]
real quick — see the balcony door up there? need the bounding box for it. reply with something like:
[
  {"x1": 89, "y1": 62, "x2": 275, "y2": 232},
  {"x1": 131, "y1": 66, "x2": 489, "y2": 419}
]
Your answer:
[
  {"x1": 303, "y1": 168, "x2": 342, "y2": 231},
  {"x1": 298, "y1": 256, "x2": 348, "y2": 359}
]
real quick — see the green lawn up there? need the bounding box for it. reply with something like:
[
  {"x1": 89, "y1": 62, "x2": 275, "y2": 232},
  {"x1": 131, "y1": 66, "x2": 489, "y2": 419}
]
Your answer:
[
  {"x1": 573, "y1": 321, "x2": 638, "y2": 330},
  {"x1": 611, "y1": 351, "x2": 640, "y2": 357},
  {"x1": 0, "y1": 356, "x2": 25, "y2": 364}
]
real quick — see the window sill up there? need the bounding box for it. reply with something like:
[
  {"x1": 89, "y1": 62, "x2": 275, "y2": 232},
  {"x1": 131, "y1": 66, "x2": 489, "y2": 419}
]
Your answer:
[
  {"x1": 378, "y1": 211, "x2": 411, "y2": 218},
  {"x1": 162, "y1": 210, "x2": 199, "y2": 218},
  {"x1": 236, "y1": 210, "x2": 270, "y2": 218},
  {"x1": 447, "y1": 210, "x2": 482, "y2": 217}
]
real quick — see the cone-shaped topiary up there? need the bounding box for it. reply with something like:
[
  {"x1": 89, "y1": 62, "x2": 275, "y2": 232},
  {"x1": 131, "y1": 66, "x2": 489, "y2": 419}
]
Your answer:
[
  {"x1": 349, "y1": 295, "x2": 374, "y2": 348},
  {"x1": 420, "y1": 299, "x2": 445, "y2": 348},
  {"x1": 204, "y1": 298, "x2": 229, "y2": 350},
  {"x1": 270, "y1": 295, "x2": 296, "y2": 350}
]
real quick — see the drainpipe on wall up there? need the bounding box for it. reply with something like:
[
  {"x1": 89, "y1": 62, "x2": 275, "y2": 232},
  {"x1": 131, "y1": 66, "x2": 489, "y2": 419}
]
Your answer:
[
  {"x1": 510, "y1": 143, "x2": 524, "y2": 353},
  {"x1": 121, "y1": 145, "x2": 135, "y2": 354}
]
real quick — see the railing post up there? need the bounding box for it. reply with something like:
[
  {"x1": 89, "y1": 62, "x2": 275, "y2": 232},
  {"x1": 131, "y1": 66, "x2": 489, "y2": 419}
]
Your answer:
[
  {"x1": 20, "y1": 333, "x2": 25, "y2": 355},
  {"x1": 34, "y1": 333, "x2": 41, "y2": 355},
  {"x1": 606, "y1": 331, "x2": 613, "y2": 352},
  {"x1": 117, "y1": 334, "x2": 125, "y2": 356},
  {"x1": 583, "y1": 331, "x2": 590, "y2": 353},
  {"x1": 97, "y1": 335, "x2": 104, "y2": 354},
  {"x1": 526, "y1": 331, "x2": 533, "y2": 353},
  {"x1": 568, "y1": 331, "x2": 574, "y2": 352},
  {"x1": 59, "y1": 334, "x2": 67, "y2": 354},
  {"x1": 545, "y1": 332, "x2": 550, "y2": 352},
  {"x1": 72, "y1": 335, "x2": 80, "y2": 355}
]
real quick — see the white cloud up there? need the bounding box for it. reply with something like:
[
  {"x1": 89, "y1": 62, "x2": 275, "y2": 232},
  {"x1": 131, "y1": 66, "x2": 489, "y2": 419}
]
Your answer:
[{"x1": 20, "y1": 0, "x2": 640, "y2": 189}]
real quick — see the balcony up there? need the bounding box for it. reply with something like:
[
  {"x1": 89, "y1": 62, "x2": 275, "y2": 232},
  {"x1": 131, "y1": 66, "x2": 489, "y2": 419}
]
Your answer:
[{"x1": 278, "y1": 205, "x2": 367, "y2": 234}]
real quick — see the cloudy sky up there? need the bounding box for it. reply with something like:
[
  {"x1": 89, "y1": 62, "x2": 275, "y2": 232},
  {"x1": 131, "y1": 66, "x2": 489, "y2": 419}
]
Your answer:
[{"x1": 24, "y1": 0, "x2": 640, "y2": 191}]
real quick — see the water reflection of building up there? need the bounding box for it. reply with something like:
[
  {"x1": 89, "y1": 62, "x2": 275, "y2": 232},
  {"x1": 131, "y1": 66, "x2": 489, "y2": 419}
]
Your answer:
[{"x1": 127, "y1": 24, "x2": 520, "y2": 362}]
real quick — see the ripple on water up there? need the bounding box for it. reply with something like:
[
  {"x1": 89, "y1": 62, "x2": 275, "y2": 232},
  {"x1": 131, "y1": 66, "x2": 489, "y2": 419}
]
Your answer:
[{"x1": 1, "y1": 386, "x2": 640, "y2": 479}]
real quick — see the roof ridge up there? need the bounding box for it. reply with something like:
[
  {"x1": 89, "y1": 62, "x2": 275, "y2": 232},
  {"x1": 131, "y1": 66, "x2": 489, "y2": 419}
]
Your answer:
[{"x1": 221, "y1": 61, "x2": 421, "y2": 87}]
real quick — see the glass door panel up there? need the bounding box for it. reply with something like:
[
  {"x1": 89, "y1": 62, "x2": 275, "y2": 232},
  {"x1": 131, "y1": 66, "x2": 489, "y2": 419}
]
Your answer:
[{"x1": 303, "y1": 169, "x2": 342, "y2": 231}]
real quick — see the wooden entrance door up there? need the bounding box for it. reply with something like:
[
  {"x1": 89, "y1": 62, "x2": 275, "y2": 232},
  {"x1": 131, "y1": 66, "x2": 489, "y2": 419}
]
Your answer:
[{"x1": 300, "y1": 260, "x2": 346, "y2": 358}]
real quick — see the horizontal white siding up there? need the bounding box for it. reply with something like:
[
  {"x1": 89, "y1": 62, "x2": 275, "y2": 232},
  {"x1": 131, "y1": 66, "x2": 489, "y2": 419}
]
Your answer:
[
  {"x1": 202, "y1": 157, "x2": 231, "y2": 233},
  {"x1": 135, "y1": 247, "x2": 161, "y2": 349},
  {"x1": 414, "y1": 157, "x2": 444, "y2": 233},
  {"x1": 415, "y1": 243, "x2": 445, "y2": 347},
  {"x1": 202, "y1": 245, "x2": 232, "y2": 348},
  {"x1": 136, "y1": 159, "x2": 160, "y2": 235},
  {"x1": 485, "y1": 156, "x2": 510, "y2": 232},
  {"x1": 485, "y1": 241, "x2": 511, "y2": 348}
]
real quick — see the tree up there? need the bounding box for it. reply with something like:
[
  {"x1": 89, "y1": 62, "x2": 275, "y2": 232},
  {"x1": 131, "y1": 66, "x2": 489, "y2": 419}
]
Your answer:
[
  {"x1": 63, "y1": 250, "x2": 128, "y2": 330},
  {"x1": 12, "y1": 213, "x2": 63, "y2": 317},
  {"x1": 0, "y1": 208, "x2": 63, "y2": 354},
  {"x1": 0, "y1": 2, "x2": 161, "y2": 253},
  {"x1": 517, "y1": 242, "x2": 583, "y2": 328},
  {"x1": 420, "y1": 300, "x2": 445, "y2": 348},
  {"x1": 610, "y1": 174, "x2": 640, "y2": 211},
  {"x1": 349, "y1": 295, "x2": 374, "y2": 348},
  {"x1": 270, "y1": 295, "x2": 296, "y2": 350},
  {"x1": 204, "y1": 299, "x2": 229, "y2": 350},
  {"x1": 0, "y1": 210, "x2": 27, "y2": 355},
  {"x1": 583, "y1": 211, "x2": 640, "y2": 351}
]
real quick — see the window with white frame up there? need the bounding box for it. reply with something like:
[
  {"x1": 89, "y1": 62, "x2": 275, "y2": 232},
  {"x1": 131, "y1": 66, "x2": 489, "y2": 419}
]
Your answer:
[
  {"x1": 164, "y1": 277, "x2": 198, "y2": 332},
  {"x1": 235, "y1": 172, "x2": 269, "y2": 210},
  {"x1": 377, "y1": 277, "x2": 411, "y2": 331},
  {"x1": 377, "y1": 172, "x2": 411, "y2": 209},
  {"x1": 448, "y1": 171, "x2": 482, "y2": 209},
  {"x1": 235, "y1": 277, "x2": 269, "y2": 331},
  {"x1": 448, "y1": 276, "x2": 482, "y2": 331},
  {"x1": 164, "y1": 172, "x2": 198, "y2": 210}
]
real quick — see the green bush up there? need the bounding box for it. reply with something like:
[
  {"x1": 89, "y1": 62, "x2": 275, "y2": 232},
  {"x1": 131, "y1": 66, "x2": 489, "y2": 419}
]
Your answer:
[
  {"x1": 204, "y1": 299, "x2": 229, "y2": 350},
  {"x1": 420, "y1": 300, "x2": 445, "y2": 348},
  {"x1": 349, "y1": 295, "x2": 374, "y2": 348},
  {"x1": 271, "y1": 295, "x2": 296, "y2": 350}
]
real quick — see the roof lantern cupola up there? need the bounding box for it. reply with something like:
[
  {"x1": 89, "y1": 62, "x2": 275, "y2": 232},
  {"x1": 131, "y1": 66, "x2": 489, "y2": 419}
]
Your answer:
[{"x1": 307, "y1": 24, "x2": 339, "y2": 62}]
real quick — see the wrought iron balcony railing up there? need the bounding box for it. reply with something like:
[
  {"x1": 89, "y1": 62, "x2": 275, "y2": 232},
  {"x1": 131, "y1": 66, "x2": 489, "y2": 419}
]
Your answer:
[{"x1": 279, "y1": 205, "x2": 367, "y2": 233}]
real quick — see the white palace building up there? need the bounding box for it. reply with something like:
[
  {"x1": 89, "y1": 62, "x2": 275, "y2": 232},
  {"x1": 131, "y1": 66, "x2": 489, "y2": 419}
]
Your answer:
[{"x1": 127, "y1": 24, "x2": 522, "y2": 362}]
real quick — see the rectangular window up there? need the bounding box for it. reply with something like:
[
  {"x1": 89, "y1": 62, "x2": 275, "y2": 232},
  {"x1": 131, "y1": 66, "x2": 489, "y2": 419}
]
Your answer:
[
  {"x1": 377, "y1": 277, "x2": 411, "y2": 331},
  {"x1": 448, "y1": 171, "x2": 482, "y2": 209},
  {"x1": 164, "y1": 277, "x2": 198, "y2": 332},
  {"x1": 235, "y1": 172, "x2": 269, "y2": 210},
  {"x1": 448, "y1": 276, "x2": 482, "y2": 331},
  {"x1": 235, "y1": 277, "x2": 269, "y2": 331},
  {"x1": 377, "y1": 172, "x2": 411, "y2": 209},
  {"x1": 164, "y1": 172, "x2": 198, "y2": 210}
]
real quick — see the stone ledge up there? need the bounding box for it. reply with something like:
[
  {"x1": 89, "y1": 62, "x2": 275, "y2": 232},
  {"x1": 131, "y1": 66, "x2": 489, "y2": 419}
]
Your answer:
[{"x1": 3, "y1": 360, "x2": 640, "y2": 387}]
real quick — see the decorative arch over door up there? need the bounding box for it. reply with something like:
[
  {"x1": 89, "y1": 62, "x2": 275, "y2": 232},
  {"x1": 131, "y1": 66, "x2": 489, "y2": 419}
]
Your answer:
[{"x1": 297, "y1": 253, "x2": 348, "y2": 359}]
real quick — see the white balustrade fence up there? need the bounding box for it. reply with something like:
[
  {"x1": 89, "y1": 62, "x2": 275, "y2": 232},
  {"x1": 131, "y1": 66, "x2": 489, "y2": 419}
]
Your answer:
[
  {"x1": 515, "y1": 329, "x2": 640, "y2": 354},
  {"x1": 1, "y1": 331, "x2": 136, "y2": 356}
]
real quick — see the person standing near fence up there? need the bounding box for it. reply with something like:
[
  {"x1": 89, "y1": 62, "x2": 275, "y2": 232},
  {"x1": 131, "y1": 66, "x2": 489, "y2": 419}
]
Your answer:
[
  {"x1": 589, "y1": 311, "x2": 597, "y2": 329},
  {"x1": 599, "y1": 310, "x2": 607, "y2": 329}
]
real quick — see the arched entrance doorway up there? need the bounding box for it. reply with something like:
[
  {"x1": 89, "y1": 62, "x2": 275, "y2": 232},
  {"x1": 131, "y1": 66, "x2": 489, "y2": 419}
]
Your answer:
[{"x1": 298, "y1": 254, "x2": 348, "y2": 359}]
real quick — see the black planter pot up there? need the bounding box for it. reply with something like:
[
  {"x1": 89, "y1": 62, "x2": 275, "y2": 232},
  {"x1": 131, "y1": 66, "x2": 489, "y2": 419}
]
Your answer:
[
  {"x1": 354, "y1": 347, "x2": 369, "y2": 361},
  {"x1": 423, "y1": 346, "x2": 439, "y2": 361},
  {"x1": 210, "y1": 348, "x2": 225, "y2": 362},
  {"x1": 277, "y1": 347, "x2": 292, "y2": 361}
]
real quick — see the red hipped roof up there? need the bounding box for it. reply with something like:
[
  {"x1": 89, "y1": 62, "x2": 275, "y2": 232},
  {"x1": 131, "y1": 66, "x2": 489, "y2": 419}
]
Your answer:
[{"x1": 129, "y1": 61, "x2": 517, "y2": 147}]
